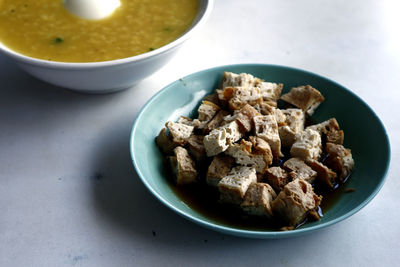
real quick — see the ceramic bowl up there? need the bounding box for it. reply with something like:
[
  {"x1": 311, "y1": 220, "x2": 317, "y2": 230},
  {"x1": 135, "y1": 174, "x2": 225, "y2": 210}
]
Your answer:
[
  {"x1": 130, "y1": 64, "x2": 390, "y2": 238},
  {"x1": 0, "y1": 0, "x2": 213, "y2": 93}
]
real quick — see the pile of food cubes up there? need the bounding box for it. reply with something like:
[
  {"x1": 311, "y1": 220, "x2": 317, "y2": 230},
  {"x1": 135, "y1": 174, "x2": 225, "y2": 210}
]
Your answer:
[{"x1": 156, "y1": 72, "x2": 354, "y2": 229}]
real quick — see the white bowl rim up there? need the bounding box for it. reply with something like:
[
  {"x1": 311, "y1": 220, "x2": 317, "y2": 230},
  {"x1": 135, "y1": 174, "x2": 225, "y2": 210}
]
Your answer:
[{"x1": 0, "y1": 0, "x2": 213, "y2": 69}]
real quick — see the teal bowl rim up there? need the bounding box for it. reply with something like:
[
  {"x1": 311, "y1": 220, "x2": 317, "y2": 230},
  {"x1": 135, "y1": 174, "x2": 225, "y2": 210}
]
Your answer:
[{"x1": 130, "y1": 63, "x2": 391, "y2": 238}]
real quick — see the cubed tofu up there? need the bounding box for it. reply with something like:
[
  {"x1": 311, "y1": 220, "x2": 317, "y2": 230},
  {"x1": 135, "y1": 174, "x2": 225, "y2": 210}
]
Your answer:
[
  {"x1": 282, "y1": 158, "x2": 317, "y2": 183},
  {"x1": 280, "y1": 85, "x2": 325, "y2": 116},
  {"x1": 165, "y1": 121, "x2": 194, "y2": 145},
  {"x1": 155, "y1": 127, "x2": 178, "y2": 154},
  {"x1": 203, "y1": 121, "x2": 242, "y2": 157},
  {"x1": 186, "y1": 134, "x2": 206, "y2": 163},
  {"x1": 203, "y1": 93, "x2": 220, "y2": 105},
  {"x1": 271, "y1": 178, "x2": 322, "y2": 226},
  {"x1": 307, "y1": 160, "x2": 337, "y2": 188},
  {"x1": 234, "y1": 104, "x2": 261, "y2": 132},
  {"x1": 257, "y1": 82, "x2": 283, "y2": 107},
  {"x1": 257, "y1": 102, "x2": 287, "y2": 126},
  {"x1": 324, "y1": 142, "x2": 354, "y2": 182},
  {"x1": 206, "y1": 155, "x2": 235, "y2": 187},
  {"x1": 306, "y1": 118, "x2": 344, "y2": 145},
  {"x1": 218, "y1": 166, "x2": 257, "y2": 205},
  {"x1": 197, "y1": 100, "x2": 221, "y2": 122},
  {"x1": 265, "y1": 166, "x2": 289, "y2": 192},
  {"x1": 253, "y1": 115, "x2": 282, "y2": 160},
  {"x1": 225, "y1": 138, "x2": 273, "y2": 174},
  {"x1": 203, "y1": 110, "x2": 230, "y2": 134},
  {"x1": 290, "y1": 129, "x2": 322, "y2": 161},
  {"x1": 229, "y1": 86, "x2": 263, "y2": 110},
  {"x1": 169, "y1": 146, "x2": 197, "y2": 185},
  {"x1": 221, "y1": 72, "x2": 260, "y2": 89},
  {"x1": 241, "y1": 182, "x2": 277, "y2": 217},
  {"x1": 279, "y1": 108, "x2": 305, "y2": 148}
]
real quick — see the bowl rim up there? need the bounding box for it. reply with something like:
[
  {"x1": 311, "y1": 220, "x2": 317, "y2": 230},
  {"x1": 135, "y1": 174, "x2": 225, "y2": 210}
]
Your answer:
[
  {"x1": 0, "y1": 0, "x2": 213, "y2": 68},
  {"x1": 130, "y1": 63, "x2": 391, "y2": 238}
]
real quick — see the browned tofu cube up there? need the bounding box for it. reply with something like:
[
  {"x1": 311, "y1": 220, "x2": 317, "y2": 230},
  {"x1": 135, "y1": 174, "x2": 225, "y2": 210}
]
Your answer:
[
  {"x1": 280, "y1": 85, "x2": 325, "y2": 116},
  {"x1": 225, "y1": 138, "x2": 273, "y2": 174},
  {"x1": 265, "y1": 166, "x2": 289, "y2": 192},
  {"x1": 203, "y1": 110, "x2": 229, "y2": 134},
  {"x1": 307, "y1": 118, "x2": 344, "y2": 145},
  {"x1": 241, "y1": 182, "x2": 277, "y2": 217},
  {"x1": 218, "y1": 166, "x2": 257, "y2": 205},
  {"x1": 186, "y1": 134, "x2": 206, "y2": 163},
  {"x1": 257, "y1": 82, "x2": 283, "y2": 107},
  {"x1": 283, "y1": 158, "x2": 317, "y2": 183},
  {"x1": 169, "y1": 146, "x2": 197, "y2": 185},
  {"x1": 235, "y1": 104, "x2": 261, "y2": 132},
  {"x1": 155, "y1": 127, "x2": 178, "y2": 154},
  {"x1": 324, "y1": 142, "x2": 354, "y2": 182},
  {"x1": 271, "y1": 179, "x2": 322, "y2": 226},
  {"x1": 165, "y1": 121, "x2": 194, "y2": 145},
  {"x1": 206, "y1": 155, "x2": 235, "y2": 187},
  {"x1": 253, "y1": 115, "x2": 282, "y2": 160},
  {"x1": 307, "y1": 160, "x2": 337, "y2": 188}
]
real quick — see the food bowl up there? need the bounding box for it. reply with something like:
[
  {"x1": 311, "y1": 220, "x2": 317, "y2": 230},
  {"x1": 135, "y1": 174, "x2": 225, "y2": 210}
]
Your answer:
[
  {"x1": 0, "y1": 0, "x2": 213, "y2": 93},
  {"x1": 130, "y1": 64, "x2": 390, "y2": 238}
]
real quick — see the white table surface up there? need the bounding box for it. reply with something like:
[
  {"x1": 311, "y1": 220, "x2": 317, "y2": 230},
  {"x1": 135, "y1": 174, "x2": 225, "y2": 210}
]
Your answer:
[{"x1": 1, "y1": 0, "x2": 399, "y2": 266}]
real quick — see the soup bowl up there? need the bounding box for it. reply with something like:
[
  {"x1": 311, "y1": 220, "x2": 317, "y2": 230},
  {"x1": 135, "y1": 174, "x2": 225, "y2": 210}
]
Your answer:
[
  {"x1": 130, "y1": 64, "x2": 391, "y2": 238},
  {"x1": 0, "y1": 0, "x2": 213, "y2": 93}
]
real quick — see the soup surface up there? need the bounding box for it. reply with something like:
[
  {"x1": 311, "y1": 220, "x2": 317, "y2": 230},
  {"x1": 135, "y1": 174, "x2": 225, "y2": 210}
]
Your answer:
[{"x1": 0, "y1": 0, "x2": 198, "y2": 62}]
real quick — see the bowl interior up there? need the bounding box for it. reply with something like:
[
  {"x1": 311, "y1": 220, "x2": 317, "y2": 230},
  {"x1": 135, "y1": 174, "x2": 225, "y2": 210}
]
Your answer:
[{"x1": 130, "y1": 64, "x2": 390, "y2": 238}]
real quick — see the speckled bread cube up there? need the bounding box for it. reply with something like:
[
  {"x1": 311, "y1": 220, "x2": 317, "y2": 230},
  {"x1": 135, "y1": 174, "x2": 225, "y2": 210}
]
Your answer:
[
  {"x1": 282, "y1": 158, "x2": 317, "y2": 183},
  {"x1": 165, "y1": 121, "x2": 194, "y2": 145},
  {"x1": 290, "y1": 128, "x2": 322, "y2": 161},
  {"x1": 265, "y1": 166, "x2": 289, "y2": 192},
  {"x1": 203, "y1": 120, "x2": 243, "y2": 157},
  {"x1": 324, "y1": 142, "x2": 354, "y2": 182},
  {"x1": 206, "y1": 154, "x2": 235, "y2": 187},
  {"x1": 257, "y1": 82, "x2": 283, "y2": 107},
  {"x1": 279, "y1": 108, "x2": 305, "y2": 148},
  {"x1": 218, "y1": 166, "x2": 257, "y2": 205},
  {"x1": 307, "y1": 160, "x2": 337, "y2": 188},
  {"x1": 225, "y1": 137, "x2": 273, "y2": 174},
  {"x1": 234, "y1": 104, "x2": 261, "y2": 132},
  {"x1": 306, "y1": 118, "x2": 344, "y2": 145},
  {"x1": 241, "y1": 182, "x2": 277, "y2": 217},
  {"x1": 169, "y1": 146, "x2": 197, "y2": 185},
  {"x1": 280, "y1": 85, "x2": 325, "y2": 116},
  {"x1": 155, "y1": 127, "x2": 178, "y2": 154},
  {"x1": 271, "y1": 178, "x2": 322, "y2": 226},
  {"x1": 253, "y1": 115, "x2": 282, "y2": 160}
]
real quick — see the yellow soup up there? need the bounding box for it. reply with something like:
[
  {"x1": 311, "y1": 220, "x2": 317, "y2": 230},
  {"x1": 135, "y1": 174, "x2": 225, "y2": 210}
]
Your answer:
[{"x1": 0, "y1": 0, "x2": 198, "y2": 62}]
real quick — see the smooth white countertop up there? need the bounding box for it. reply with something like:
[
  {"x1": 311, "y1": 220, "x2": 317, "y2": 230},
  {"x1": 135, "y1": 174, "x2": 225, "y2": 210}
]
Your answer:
[{"x1": 1, "y1": 0, "x2": 399, "y2": 266}]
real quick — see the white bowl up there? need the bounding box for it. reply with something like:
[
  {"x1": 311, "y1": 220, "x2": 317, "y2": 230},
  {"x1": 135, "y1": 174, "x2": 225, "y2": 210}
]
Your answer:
[{"x1": 0, "y1": 0, "x2": 213, "y2": 93}]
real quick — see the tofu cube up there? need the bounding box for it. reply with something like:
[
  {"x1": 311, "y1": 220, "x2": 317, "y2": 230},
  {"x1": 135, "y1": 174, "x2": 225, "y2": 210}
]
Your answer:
[
  {"x1": 324, "y1": 142, "x2": 355, "y2": 182},
  {"x1": 279, "y1": 108, "x2": 305, "y2": 148},
  {"x1": 225, "y1": 137, "x2": 273, "y2": 174},
  {"x1": 253, "y1": 115, "x2": 282, "y2": 160},
  {"x1": 203, "y1": 121, "x2": 242, "y2": 157},
  {"x1": 155, "y1": 127, "x2": 178, "y2": 154},
  {"x1": 165, "y1": 121, "x2": 194, "y2": 145},
  {"x1": 218, "y1": 166, "x2": 257, "y2": 205},
  {"x1": 206, "y1": 155, "x2": 235, "y2": 187},
  {"x1": 241, "y1": 182, "x2": 277, "y2": 217},
  {"x1": 282, "y1": 158, "x2": 317, "y2": 183},
  {"x1": 169, "y1": 146, "x2": 197, "y2": 185},
  {"x1": 280, "y1": 85, "x2": 325, "y2": 116},
  {"x1": 307, "y1": 160, "x2": 337, "y2": 188},
  {"x1": 290, "y1": 129, "x2": 322, "y2": 161},
  {"x1": 306, "y1": 118, "x2": 344, "y2": 145},
  {"x1": 265, "y1": 166, "x2": 289, "y2": 192},
  {"x1": 257, "y1": 82, "x2": 283, "y2": 107},
  {"x1": 271, "y1": 178, "x2": 322, "y2": 226}
]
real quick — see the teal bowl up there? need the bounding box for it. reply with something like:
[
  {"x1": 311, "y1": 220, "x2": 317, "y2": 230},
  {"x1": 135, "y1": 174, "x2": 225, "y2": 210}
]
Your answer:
[{"x1": 130, "y1": 64, "x2": 390, "y2": 238}]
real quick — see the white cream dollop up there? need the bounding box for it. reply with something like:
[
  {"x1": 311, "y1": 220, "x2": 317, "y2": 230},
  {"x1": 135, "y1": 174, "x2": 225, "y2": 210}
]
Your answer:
[{"x1": 64, "y1": 0, "x2": 121, "y2": 20}]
